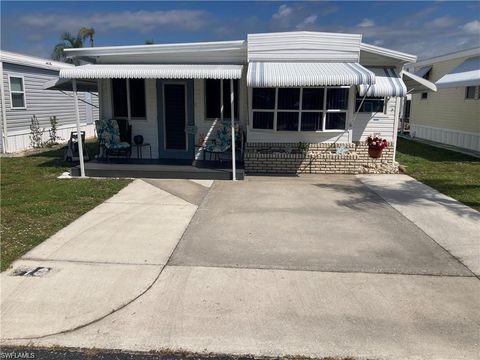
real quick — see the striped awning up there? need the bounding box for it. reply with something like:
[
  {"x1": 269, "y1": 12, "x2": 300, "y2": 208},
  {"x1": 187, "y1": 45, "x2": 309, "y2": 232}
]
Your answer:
[
  {"x1": 358, "y1": 68, "x2": 407, "y2": 97},
  {"x1": 247, "y1": 62, "x2": 375, "y2": 87},
  {"x1": 436, "y1": 56, "x2": 480, "y2": 88},
  {"x1": 59, "y1": 64, "x2": 244, "y2": 79}
]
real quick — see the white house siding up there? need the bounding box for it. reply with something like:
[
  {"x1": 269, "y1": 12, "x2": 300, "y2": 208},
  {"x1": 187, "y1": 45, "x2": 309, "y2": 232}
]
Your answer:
[
  {"x1": 352, "y1": 97, "x2": 398, "y2": 142},
  {"x1": 2, "y1": 63, "x2": 96, "y2": 152},
  {"x1": 410, "y1": 55, "x2": 480, "y2": 151},
  {"x1": 247, "y1": 32, "x2": 361, "y2": 62}
]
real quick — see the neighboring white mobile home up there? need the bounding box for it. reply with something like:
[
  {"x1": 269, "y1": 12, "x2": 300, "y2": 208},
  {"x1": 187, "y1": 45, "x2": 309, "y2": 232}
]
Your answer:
[
  {"x1": 58, "y1": 31, "x2": 435, "y2": 177},
  {"x1": 408, "y1": 48, "x2": 480, "y2": 152},
  {"x1": 0, "y1": 50, "x2": 98, "y2": 153}
]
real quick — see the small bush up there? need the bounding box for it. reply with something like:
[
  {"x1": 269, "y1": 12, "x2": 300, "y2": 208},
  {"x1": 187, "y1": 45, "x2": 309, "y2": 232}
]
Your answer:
[{"x1": 29, "y1": 115, "x2": 44, "y2": 148}]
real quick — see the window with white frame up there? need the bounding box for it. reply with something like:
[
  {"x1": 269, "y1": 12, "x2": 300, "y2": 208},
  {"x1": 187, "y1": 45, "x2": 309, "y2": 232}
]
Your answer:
[
  {"x1": 9, "y1": 76, "x2": 26, "y2": 109},
  {"x1": 112, "y1": 79, "x2": 146, "y2": 119},
  {"x1": 356, "y1": 95, "x2": 385, "y2": 113},
  {"x1": 251, "y1": 87, "x2": 349, "y2": 131},
  {"x1": 205, "y1": 79, "x2": 239, "y2": 120}
]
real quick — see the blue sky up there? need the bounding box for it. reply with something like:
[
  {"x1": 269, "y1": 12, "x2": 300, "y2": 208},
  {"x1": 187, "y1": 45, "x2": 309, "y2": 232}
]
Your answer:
[{"x1": 2, "y1": 1, "x2": 479, "y2": 60}]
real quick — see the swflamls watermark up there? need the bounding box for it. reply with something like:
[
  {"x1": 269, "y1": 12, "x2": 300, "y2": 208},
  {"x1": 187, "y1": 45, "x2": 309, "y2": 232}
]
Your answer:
[{"x1": 0, "y1": 351, "x2": 35, "y2": 359}]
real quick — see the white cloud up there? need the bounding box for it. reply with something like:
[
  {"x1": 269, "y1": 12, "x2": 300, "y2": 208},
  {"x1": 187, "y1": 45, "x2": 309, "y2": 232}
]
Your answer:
[
  {"x1": 357, "y1": 18, "x2": 375, "y2": 28},
  {"x1": 373, "y1": 40, "x2": 384, "y2": 46},
  {"x1": 460, "y1": 20, "x2": 480, "y2": 34},
  {"x1": 19, "y1": 9, "x2": 210, "y2": 34},
  {"x1": 296, "y1": 15, "x2": 318, "y2": 30},
  {"x1": 272, "y1": 4, "x2": 293, "y2": 19}
]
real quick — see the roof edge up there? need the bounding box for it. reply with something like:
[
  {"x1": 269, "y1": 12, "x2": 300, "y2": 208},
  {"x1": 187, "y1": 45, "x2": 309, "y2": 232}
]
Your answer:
[
  {"x1": 360, "y1": 43, "x2": 417, "y2": 63},
  {"x1": 0, "y1": 49, "x2": 73, "y2": 70},
  {"x1": 65, "y1": 40, "x2": 247, "y2": 58},
  {"x1": 411, "y1": 47, "x2": 480, "y2": 67}
]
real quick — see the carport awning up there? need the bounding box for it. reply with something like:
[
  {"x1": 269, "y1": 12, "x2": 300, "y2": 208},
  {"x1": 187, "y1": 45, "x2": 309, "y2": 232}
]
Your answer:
[
  {"x1": 59, "y1": 64, "x2": 244, "y2": 79},
  {"x1": 414, "y1": 66, "x2": 432, "y2": 78},
  {"x1": 358, "y1": 67, "x2": 407, "y2": 97},
  {"x1": 43, "y1": 77, "x2": 98, "y2": 92},
  {"x1": 247, "y1": 62, "x2": 375, "y2": 87},
  {"x1": 402, "y1": 70, "x2": 437, "y2": 93},
  {"x1": 436, "y1": 56, "x2": 480, "y2": 88}
]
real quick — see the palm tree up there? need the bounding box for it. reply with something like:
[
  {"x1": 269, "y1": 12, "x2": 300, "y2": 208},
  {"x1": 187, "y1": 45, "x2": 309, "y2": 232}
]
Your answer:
[
  {"x1": 79, "y1": 27, "x2": 95, "y2": 47},
  {"x1": 51, "y1": 32, "x2": 84, "y2": 64}
]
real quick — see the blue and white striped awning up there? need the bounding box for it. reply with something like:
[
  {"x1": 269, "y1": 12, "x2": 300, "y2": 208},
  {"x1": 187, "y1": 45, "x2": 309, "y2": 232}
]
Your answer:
[
  {"x1": 358, "y1": 67, "x2": 407, "y2": 97},
  {"x1": 436, "y1": 56, "x2": 480, "y2": 88},
  {"x1": 247, "y1": 62, "x2": 375, "y2": 87},
  {"x1": 59, "y1": 64, "x2": 244, "y2": 79}
]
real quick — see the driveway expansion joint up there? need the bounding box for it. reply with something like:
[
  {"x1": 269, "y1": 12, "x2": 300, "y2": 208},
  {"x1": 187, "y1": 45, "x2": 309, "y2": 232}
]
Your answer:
[{"x1": 165, "y1": 263, "x2": 478, "y2": 278}]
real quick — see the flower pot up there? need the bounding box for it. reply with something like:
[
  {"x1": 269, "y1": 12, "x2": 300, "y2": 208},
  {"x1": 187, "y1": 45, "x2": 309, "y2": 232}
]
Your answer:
[{"x1": 368, "y1": 147, "x2": 383, "y2": 158}]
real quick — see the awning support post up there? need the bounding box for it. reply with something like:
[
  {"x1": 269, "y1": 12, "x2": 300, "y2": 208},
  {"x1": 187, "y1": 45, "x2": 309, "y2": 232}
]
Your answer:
[
  {"x1": 72, "y1": 79, "x2": 85, "y2": 177},
  {"x1": 230, "y1": 79, "x2": 236, "y2": 181}
]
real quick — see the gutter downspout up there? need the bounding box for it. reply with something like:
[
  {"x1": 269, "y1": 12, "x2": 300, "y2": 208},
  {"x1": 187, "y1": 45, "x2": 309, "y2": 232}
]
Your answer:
[{"x1": 0, "y1": 62, "x2": 8, "y2": 153}]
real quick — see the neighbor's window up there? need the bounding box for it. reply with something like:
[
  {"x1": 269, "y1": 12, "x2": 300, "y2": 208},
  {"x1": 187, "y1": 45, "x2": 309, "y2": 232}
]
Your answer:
[
  {"x1": 205, "y1": 79, "x2": 239, "y2": 120},
  {"x1": 421, "y1": 92, "x2": 428, "y2": 100},
  {"x1": 251, "y1": 87, "x2": 348, "y2": 132},
  {"x1": 465, "y1": 86, "x2": 476, "y2": 99},
  {"x1": 9, "y1": 76, "x2": 26, "y2": 109},
  {"x1": 112, "y1": 79, "x2": 146, "y2": 119},
  {"x1": 356, "y1": 96, "x2": 385, "y2": 113}
]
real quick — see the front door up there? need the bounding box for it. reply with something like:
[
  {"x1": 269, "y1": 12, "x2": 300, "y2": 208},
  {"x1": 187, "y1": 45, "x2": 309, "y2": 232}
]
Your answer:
[{"x1": 157, "y1": 80, "x2": 195, "y2": 159}]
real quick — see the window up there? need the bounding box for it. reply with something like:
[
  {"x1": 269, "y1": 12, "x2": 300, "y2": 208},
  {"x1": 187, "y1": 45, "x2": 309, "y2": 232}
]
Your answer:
[
  {"x1": 356, "y1": 96, "x2": 385, "y2": 113},
  {"x1": 251, "y1": 87, "x2": 349, "y2": 131},
  {"x1": 129, "y1": 79, "x2": 146, "y2": 118},
  {"x1": 465, "y1": 86, "x2": 476, "y2": 99},
  {"x1": 421, "y1": 92, "x2": 428, "y2": 100},
  {"x1": 112, "y1": 79, "x2": 146, "y2": 119},
  {"x1": 205, "y1": 79, "x2": 239, "y2": 119},
  {"x1": 9, "y1": 76, "x2": 26, "y2": 109},
  {"x1": 252, "y1": 88, "x2": 275, "y2": 130}
]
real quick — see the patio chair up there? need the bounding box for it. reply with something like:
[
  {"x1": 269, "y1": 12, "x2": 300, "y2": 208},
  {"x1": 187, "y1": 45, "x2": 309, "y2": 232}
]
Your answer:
[
  {"x1": 95, "y1": 119, "x2": 132, "y2": 161},
  {"x1": 196, "y1": 121, "x2": 244, "y2": 162}
]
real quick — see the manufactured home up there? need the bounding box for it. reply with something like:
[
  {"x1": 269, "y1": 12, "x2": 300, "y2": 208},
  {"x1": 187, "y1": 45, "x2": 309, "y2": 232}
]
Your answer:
[
  {"x1": 0, "y1": 50, "x2": 98, "y2": 153},
  {"x1": 407, "y1": 47, "x2": 480, "y2": 152},
  {"x1": 56, "y1": 31, "x2": 436, "y2": 179}
]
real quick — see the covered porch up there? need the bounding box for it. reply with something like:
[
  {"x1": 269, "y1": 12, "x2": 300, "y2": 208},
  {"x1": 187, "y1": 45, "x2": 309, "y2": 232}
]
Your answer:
[{"x1": 57, "y1": 64, "x2": 244, "y2": 180}]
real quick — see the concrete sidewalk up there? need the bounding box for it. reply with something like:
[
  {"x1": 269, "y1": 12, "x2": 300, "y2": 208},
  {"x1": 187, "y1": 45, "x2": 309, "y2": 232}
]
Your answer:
[
  {"x1": 358, "y1": 174, "x2": 480, "y2": 276},
  {"x1": 0, "y1": 179, "x2": 203, "y2": 339}
]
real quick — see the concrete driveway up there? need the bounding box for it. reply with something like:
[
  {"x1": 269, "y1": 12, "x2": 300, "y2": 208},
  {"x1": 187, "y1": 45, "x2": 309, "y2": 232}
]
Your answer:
[
  {"x1": 170, "y1": 176, "x2": 471, "y2": 276},
  {"x1": 1, "y1": 175, "x2": 479, "y2": 359}
]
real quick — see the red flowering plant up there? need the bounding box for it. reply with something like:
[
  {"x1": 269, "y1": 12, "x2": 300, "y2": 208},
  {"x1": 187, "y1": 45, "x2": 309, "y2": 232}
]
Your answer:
[{"x1": 367, "y1": 135, "x2": 388, "y2": 150}]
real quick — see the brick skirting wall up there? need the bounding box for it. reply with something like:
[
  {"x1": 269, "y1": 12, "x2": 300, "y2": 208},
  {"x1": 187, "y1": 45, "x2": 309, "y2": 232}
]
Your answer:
[{"x1": 244, "y1": 142, "x2": 398, "y2": 175}]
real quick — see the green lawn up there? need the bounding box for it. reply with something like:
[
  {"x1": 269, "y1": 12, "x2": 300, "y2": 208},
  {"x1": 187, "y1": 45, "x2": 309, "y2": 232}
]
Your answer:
[
  {"x1": 0, "y1": 143, "x2": 131, "y2": 271},
  {"x1": 396, "y1": 137, "x2": 480, "y2": 211}
]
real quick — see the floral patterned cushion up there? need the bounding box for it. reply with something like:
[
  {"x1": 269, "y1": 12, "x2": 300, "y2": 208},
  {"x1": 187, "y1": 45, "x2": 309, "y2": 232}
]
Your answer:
[
  {"x1": 95, "y1": 119, "x2": 129, "y2": 150},
  {"x1": 204, "y1": 121, "x2": 239, "y2": 153}
]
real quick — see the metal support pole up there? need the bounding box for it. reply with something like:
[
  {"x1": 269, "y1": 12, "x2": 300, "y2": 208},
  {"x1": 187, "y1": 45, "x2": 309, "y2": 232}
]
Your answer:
[
  {"x1": 230, "y1": 79, "x2": 236, "y2": 181},
  {"x1": 72, "y1": 79, "x2": 85, "y2": 177}
]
